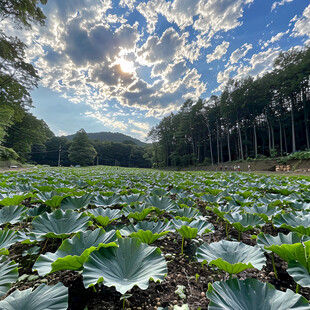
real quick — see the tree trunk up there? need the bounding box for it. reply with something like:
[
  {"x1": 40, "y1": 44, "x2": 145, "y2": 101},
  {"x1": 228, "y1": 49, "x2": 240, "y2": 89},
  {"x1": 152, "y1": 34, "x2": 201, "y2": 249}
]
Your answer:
[
  {"x1": 237, "y1": 119, "x2": 244, "y2": 160},
  {"x1": 227, "y1": 127, "x2": 231, "y2": 162},
  {"x1": 303, "y1": 89, "x2": 310, "y2": 149},
  {"x1": 253, "y1": 122, "x2": 258, "y2": 158},
  {"x1": 290, "y1": 95, "x2": 296, "y2": 152},
  {"x1": 271, "y1": 124, "x2": 275, "y2": 151},
  {"x1": 220, "y1": 136, "x2": 223, "y2": 163},
  {"x1": 266, "y1": 117, "x2": 272, "y2": 155},
  {"x1": 216, "y1": 120, "x2": 220, "y2": 164},
  {"x1": 207, "y1": 124, "x2": 214, "y2": 166},
  {"x1": 279, "y1": 120, "x2": 283, "y2": 157},
  {"x1": 283, "y1": 126, "x2": 288, "y2": 154}
]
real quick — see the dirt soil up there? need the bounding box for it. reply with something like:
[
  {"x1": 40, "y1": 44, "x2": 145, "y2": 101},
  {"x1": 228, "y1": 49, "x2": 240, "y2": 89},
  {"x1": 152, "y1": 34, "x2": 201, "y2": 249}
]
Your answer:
[
  {"x1": 4, "y1": 201, "x2": 310, "y2": 310},
  {"x1": 182, "y1": 159, "x2": 310, "y2": 175}
]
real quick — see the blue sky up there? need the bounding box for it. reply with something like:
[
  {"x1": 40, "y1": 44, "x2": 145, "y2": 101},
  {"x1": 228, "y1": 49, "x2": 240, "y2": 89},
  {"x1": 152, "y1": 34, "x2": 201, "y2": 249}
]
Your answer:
[{"x1": 2, "y1": 0, "x2": 310, "y2": 141}]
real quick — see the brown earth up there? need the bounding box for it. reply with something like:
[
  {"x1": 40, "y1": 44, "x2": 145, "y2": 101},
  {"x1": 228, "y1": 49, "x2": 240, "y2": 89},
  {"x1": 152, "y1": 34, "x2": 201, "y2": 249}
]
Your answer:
[{"x1": 181, "y1": 159, "x2": 310, "y2": 175}]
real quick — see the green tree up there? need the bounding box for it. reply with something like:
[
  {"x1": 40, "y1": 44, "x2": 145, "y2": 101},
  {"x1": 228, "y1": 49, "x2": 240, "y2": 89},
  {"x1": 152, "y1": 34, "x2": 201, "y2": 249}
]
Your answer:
[
  {"x1": 68, "y1": 129, "x2": 97, "y2": 166},
  {"x1": 4, "y1": 111, "x2": 53, "y2": 162},
  {"x1": 0, "y1": 0, "x2": 47, "y2": 144}
]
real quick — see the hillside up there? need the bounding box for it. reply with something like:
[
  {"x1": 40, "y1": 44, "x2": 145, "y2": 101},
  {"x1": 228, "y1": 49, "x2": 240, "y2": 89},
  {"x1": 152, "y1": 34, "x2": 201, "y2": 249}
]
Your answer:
[{"x1": 65, "y1": 131, "x2": 146, "y2": 146}]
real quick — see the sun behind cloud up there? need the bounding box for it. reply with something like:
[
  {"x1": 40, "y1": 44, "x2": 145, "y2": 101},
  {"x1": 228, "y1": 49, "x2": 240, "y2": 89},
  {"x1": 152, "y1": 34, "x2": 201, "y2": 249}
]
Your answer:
[{"x1": 118, "y1": 58, "x2": 135, "y2": 74}]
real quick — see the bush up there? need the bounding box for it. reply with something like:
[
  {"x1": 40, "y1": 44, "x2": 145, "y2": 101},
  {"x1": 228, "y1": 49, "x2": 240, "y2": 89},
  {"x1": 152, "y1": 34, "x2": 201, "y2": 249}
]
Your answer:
[
  {"x1": 287, "y1": 150, "x2": 310, "y2": 160},
  {"x1": 0, "y1": 146, "x2": 19, "y2": 160}
]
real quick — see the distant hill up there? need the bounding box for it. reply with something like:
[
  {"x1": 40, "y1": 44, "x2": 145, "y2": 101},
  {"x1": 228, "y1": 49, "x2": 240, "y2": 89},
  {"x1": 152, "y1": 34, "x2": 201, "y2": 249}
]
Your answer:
[{"x1": 65, "y1": 131, "x2": 147, "y2": 146}]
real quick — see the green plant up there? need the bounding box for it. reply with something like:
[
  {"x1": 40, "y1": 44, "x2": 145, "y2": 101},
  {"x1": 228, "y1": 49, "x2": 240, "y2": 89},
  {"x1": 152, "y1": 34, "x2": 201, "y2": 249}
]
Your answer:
[
  {"x1": 207, "y1": 278, "x2": 310, "y2": 309},
  {"x1": 196, "y1": 240, "x2": 266, "y2": 278},
  {"x1": 82, "y1": 238, "x2": 167, "y2": 294},
  {"x1": 0, "y1": 282, "x2": 68, "y2": 309}
]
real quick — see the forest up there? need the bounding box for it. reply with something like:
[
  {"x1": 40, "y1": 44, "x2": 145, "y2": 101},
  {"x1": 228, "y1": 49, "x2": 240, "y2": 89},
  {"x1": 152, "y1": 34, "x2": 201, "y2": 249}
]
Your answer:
[{"x1": 148, "y1": 47, "x2": 310, "y2": 167}]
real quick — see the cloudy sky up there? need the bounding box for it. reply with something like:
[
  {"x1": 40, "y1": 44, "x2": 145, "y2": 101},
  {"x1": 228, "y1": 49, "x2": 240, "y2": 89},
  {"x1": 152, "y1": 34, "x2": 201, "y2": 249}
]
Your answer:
[{"x1": 2, "y1": 0, "x2": 310, "y2": 141}]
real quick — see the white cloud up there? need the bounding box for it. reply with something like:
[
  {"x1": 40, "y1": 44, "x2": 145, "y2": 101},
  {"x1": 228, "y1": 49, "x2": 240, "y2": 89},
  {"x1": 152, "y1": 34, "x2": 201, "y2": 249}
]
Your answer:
[
  {"x1": 291, "y1": 4, "x2": 310, "y2": 42},
  {"x1": 137, "y1": 0, "x2": 253, "y2": 40},
  {"x1": 271, "y1": 0, "x2": 294, "y2": 12},
  {"x1": 236, "y1": 48, "x2": 280, "y2": 78},
  {"x1": 119, "y1": 0, "x2": 137, "y2": 10},
  {"x1": 229, "y1": 43, "x2": 252, "y2": 64},
  {"x1": 85, "y1": 111, "x2": 128, "y2": 131},
  {"x1": 128, "y1": 120, "x2": 150, "y2": 132},
  {"x1": 137, "y1": 28, "x2": 186, "y2": 66},
  {"x1": 194, "y1": 0, "x2": 254, "y2": 37},
  {"x1": 214, "y1": 48, "x2": 280, "y2": 92},
  {"x1": 206, "y1": 41, "x2": 230, "y2": 63},
  {"x1": 136, "y1": 0, "x2": 169, "y2": 33},
  {"x1": 262, "y1": 30, "x2": 289, "y2": 49}
]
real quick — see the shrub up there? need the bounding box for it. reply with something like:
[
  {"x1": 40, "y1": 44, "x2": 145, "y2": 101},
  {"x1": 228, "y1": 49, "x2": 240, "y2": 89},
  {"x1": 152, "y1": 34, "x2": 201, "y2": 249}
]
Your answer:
[
  {"x1": 288, "y1": 150, "x2": 310, "y2": 160},
  {"x1": 0, "y1": 146, "x2": 19, "y2": 161}
]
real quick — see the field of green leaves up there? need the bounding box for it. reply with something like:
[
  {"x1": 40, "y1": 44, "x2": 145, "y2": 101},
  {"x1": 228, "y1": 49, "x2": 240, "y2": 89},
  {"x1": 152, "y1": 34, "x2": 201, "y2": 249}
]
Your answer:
[{"x1": 1, "y1": 166, "x2": 310, "y2": 309}]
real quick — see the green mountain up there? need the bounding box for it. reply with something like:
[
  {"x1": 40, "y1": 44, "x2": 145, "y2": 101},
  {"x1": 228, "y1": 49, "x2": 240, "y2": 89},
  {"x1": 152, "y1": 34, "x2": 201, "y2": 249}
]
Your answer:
[{"x1": 65, "y1": 131, "x2": 146, "y2": 146}]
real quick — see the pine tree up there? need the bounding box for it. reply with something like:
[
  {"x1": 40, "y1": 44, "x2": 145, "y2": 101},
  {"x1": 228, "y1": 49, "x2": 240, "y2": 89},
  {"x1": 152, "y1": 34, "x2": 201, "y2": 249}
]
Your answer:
[{"x1": 68, "y1": 129, "x2": 97, "y2": 166}]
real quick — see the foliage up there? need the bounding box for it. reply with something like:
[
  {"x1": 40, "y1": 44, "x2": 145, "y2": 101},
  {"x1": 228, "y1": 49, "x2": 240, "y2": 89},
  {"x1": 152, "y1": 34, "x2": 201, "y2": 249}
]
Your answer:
[
  {"x1": 1, "y1": 167, "x2": 310, "y2": 308},
  {"x1": 288, "y1": 150, "x2": 310, "y2": 160},
  {"x1": 32, "y1": 209, "x2": 92, "y2": 239},
  {"x1": 0, "y1": 258, "x2": 18, "y2": 297},
  {"x1": 207, "y1": 278, "x2": 310, "y2": 309},
  {"x1": 196, "y1": 240, "x2": 266, "y2": 275},
  {"x1": 68, "y1": 129, "x2": 97, "y2": 166},
  {"x1": 0, "y1": 282, "x2": 68, "y2": 310},
  {"x1": 0, "y1": 0, "x2": 48, "y2": 145},
  {"x1": 82, "y1": 238, "x2": 167, "y2": 294},
  {"x1": 0, "y1": 146, "x2": 18, "y2": 160},
  {"x1": 33, "y1": 229, "x2": 119, "y2": 276}
]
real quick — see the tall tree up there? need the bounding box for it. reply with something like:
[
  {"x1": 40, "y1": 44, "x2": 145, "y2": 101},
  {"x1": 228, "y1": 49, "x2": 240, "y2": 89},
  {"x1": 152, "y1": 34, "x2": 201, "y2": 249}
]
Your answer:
[
  {"x1": 4, "y1": 111, "x2": 53, "y2": 162},
  {"x1": 68, "y1": 129, "x2": 97, "y2": 166},
  {"x1": 0, "y1": 0, "x2": 47, "y2": 143}
]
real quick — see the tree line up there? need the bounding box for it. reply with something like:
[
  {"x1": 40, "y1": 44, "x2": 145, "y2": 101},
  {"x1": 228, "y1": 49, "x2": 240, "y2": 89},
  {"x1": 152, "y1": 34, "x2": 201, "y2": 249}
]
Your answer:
[
  {"x1": 30, "y1": 129, "x2": 151, "y2": 168},
  {"x1": 148, "y1": 46, "x2": 310, "y2": 167}
]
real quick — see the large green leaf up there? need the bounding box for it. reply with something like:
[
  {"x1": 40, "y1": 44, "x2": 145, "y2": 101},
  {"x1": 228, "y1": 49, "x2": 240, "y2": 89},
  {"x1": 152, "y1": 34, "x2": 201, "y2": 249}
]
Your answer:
[
  {"x1": 0, "y1": 230, "x2": 23, "y2": 255},
  {"x1": 0, "y1": 205, "x2": 27, "y2": 225},
  {"x1": 274, "y1": 213, "x2": 310, "y2": 235},
  {"x1": 224, "y1": 212, "x2": 265, "y2": 232},
  {"x1": 120, "y1": 220, "x2": 174, "y2": 244},
  {"x1": 32, "y1": 209, "x2": 92, "y2": 239},
  {"x1": 0, "y1": 282, "x2": 68, "y2": 310},
  {"x1": 87, "y1": 208, "x2": 122, "y2": 226},
  {"x1": 91, "y1": 194, "x2": 120, "y2": 207},
  {"x1": 196, "y1": 240, "x2": 266, "y2": 275},
  {"x1": 0, "y1": 193, "x2": 32, "y2": 207},
  {"x1": 60, "y1": 193, "x2": 93, "y2": 210},
  {"x1": 145, "y1": 196, "x2": 178, "y2": 213},
  {"x1": 0, "y1": 259, "x2": 18, "y2": 297},
  {"x1": 122, "y1": 204, "x2": 154, "y2": 221},
  {"x1": 35, "y1": 191, "x2": 68, "y2": 208},
  {"x1": 83, "y1": 237, "x2": 167, "y2": 294},
  {"x1": 243, "y1": 204, "x2": 280, "y2": 222},
  {"x1": 33, "y1": 229, "x2": 119, "y2": 276},
  {"x1": 210, "y1": 205, "x2": 240, "y2": 219},
  {"x1": 172, "y1": 219, "x2": 214, "y2": 239},
  {"x1": 120, "y1": 194, "x2": 145, "y2": 205},
  {"x1": 207, "y1": 278, "x2": 310, "y2": 310},
  {"x1": 172, "y1": 207, "x2": 201, "y2": 221},
  {"x1": 288, "y1": 261, "x2": 310, "y2": 288},
  {"x1": 256, "y1": 232, "x2": 310, "y2": 253},
  {"x1": 200, "y1": 193, "x2": 223, "y2": 204},
  {"x1": 266, "y1": 240, "x2": 310, "y2": 270}
]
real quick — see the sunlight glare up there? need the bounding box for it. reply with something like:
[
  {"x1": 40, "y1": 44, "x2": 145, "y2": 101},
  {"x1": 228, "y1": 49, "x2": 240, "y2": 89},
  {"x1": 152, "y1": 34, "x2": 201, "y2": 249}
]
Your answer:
[{"x1": 119, "y1": 59, "x2": 135, "y2": 74}]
